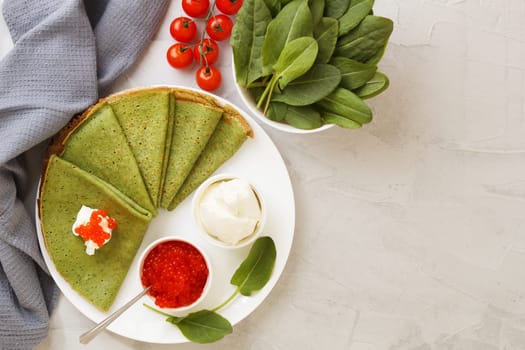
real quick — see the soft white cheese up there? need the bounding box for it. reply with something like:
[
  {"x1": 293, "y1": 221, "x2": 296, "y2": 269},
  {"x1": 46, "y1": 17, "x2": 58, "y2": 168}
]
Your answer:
[
  {"x1": 72, "y1": 205, "x2": 114, "y2": 255},
  {"x1": 198, "y1": 178, "x2": 262, "y2": 245}
]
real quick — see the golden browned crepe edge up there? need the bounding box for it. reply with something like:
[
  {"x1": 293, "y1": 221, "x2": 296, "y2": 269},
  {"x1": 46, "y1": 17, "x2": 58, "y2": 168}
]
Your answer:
[
  {"x1": 43, "y1": 102, "x2": 106, "y2": 163},
  {"x1": 38, "y1": 101, "x2": 106, "y2": 221},
  {"x1": 102, "y1": 86, "x2": 174, "y2": 103},
  {"x1": 173, "y1": 87, "x2": 254, "y2": 138},
  {"x1": 103, "y1": 86, "x2": 218, "y2": 107},
  {"x1": 222, "y1": 104, "x2": 254, "y2": 138},
  {"x1": 38, "y1": 87, "x2": 254, "y2": 219}
]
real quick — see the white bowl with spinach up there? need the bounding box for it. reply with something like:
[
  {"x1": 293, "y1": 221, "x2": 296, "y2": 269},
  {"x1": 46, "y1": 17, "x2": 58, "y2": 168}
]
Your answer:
[{"x1": 231, "y1": 0, "x2": 393, "y2": 133}]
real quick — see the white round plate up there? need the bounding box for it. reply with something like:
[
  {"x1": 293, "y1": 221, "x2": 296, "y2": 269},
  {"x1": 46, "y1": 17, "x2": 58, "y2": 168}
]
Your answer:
[{"x1": 36, "y1": 87, "x2": 295, "y2": 344}]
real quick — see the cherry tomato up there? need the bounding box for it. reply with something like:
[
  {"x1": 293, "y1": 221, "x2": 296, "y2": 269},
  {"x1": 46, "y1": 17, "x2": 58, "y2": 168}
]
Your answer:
[
  {"x1": 216, "y1": 0, "x2": 243, "y2": 15},
  {"x1": 196, "y1": 65, "x2": 222, "y2": 91},
  {"x1": 193, "y1": 39, "x2": 219, "y2": 65},
  {"x1": 182, "y1": 0, "x2": 210, "y2": 18},
  {"x1": 169, "y1": 17, "x2": 197, "y2": 43},
  {"x1": 206, "y1": 14, "x2": 233, "y2": 41},
  {"x1": 166, "y1": 43, "x2": 193, "y2": 69}
]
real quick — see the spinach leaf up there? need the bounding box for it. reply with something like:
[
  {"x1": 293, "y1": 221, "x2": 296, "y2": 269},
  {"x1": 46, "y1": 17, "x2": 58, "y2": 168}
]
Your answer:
[
  {"x1": 330, "y1": 56, "x2": 377, "y2": 90},
  {"x1": 335, "y1": 15, "x2": 393, "y2": 63},
  {"x1": 267, "y1": 101, "x2": 287, "y2": 121},
  {"x1": 261, "y1": 0, "x2": 313, "y2": 76},
  {"x1": 322, "y1": 112, "x2": 362, "y2": 128},
  {"x1": 263, "y1": 0, "x2": 282, "y2": 17},
  {"x1": 248, "y1": 86, "x2": 265, "y2": 102},
  {"x1": 366, "y1": 43, "x2": 386, "y2": 64},
  {"x1": 231, "y1": 236, "x2": 277, "y2": 296},
  {"x1": 353, "y1": 71, "x2": 390, "y2": 99},
  {"x1": 168, "y1": 310, "x2": 232, "y2": 344},
  {"x1": 314, "y1": 17, "x2": 339, "y2": 64},
  {"x1": 324, "y1": 0, "x2": 350, "y2": 18},
  {"x1": 309, "y1": 0, "x2": 325, "y2": 26},
  {"x1": 232, "y1": 0, "x2": 392, "y2": 131},
  {"x1": 317, "y1": 87, "x2": 372, "y2": 124},
  {"x1": 272, "y1": 64, "x2": 341, "y2": 106},
  {"x1": 231, "y1": 0, "x2": 273, "y2": 87},
  {"x1": 284, "y1": 106, "x2": 323, "y2": 129},
  {"x1": 257, "y1": 37, "x2": 318, "y2": 113},
  {"x1": 273, "y1": 36, "x2": 318, "y2": 89},
  {"x1": 339, "y1": 0, "x2": 374, "y2": 36}
]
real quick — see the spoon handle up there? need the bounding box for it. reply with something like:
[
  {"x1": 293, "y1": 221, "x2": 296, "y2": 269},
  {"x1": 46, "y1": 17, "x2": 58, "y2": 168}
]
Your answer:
[{"x1": 79, "y1": 286, "x2": 151, "y2": 344}]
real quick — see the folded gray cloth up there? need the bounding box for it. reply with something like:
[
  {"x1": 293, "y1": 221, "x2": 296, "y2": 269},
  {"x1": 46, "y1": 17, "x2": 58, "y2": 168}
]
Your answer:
[{"x1": 0, "y1": 1, "x2": 169, "y2": 348}]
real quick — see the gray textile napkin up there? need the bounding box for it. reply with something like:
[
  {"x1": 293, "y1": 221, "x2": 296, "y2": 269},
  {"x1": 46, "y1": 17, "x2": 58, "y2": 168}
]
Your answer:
[{"x1": 0, "y1": 1, "x2": 169, "y2": 349}]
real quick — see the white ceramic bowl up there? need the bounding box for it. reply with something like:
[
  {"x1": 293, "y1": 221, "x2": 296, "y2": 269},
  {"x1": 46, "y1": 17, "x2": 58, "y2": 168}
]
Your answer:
[
  {"x1": 232, "y1": 66, "x2": 334, "y2": 134},
  {"x1": 138, "y1": 236, "x2": 212, "y2": 312},
  {"x1": 192, "y1": 173, "x2": 266, "y2": 249}
]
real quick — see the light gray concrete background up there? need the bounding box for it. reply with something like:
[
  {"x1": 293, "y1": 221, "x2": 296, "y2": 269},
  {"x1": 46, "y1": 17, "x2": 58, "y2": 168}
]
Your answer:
[{"x1": 2, "y1": 0, "x2": 525, "y2": 349}]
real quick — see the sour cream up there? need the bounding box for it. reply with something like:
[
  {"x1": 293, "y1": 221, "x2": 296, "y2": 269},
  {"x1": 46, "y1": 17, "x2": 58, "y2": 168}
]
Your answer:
[{"x1": 198, "y1": 178, "x2": 262, "y2": 245}]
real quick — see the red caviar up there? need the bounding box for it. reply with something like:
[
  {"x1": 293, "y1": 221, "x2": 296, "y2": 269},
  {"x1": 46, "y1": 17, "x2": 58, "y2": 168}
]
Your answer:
[
  {"x1": 74, "y1": 209, "x2": 117, "y2": 247},
  {"x1": 141, "y1": 240, "x2": 209, "y2": 308}
]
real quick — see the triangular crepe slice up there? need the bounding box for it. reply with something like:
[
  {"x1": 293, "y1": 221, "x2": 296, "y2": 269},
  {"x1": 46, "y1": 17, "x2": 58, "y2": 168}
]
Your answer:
[
  {"x1": 52, "y1": 102, "x2": 156, "y2": 216},
  {"x1": 168, "y1": 105, "x2": 253, "y2": 210},
  {"x1": 159, "y1": 91, "x2": 176, "y2": 206},
  {"x1": 160, "y1": 89, "x2": 223, "y2": 208},
  {"x1": 39, "y1": 155, "x2": 152, "y2": 311},
  {"x1": 106, "y1": 87, "x2": 174, "y2": 207}
]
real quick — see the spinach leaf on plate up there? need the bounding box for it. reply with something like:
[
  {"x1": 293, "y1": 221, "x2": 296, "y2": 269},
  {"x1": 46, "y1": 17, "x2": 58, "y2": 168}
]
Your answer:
[
  {"x1": 168, "y1": 310, "x2": 232, "y2": 344},
  {"x1": 231, "y1": 236, "x2": 277, "y2": 296}
]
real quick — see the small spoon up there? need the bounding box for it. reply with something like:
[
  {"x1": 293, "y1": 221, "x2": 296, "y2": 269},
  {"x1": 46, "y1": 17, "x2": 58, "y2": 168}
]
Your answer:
[{"x1": 79, "y1": 286, "x2": 151, "y2": 344}]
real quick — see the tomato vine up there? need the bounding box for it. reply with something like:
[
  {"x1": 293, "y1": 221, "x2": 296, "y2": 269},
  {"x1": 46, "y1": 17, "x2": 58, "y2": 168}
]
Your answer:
[{"x1": 166, "y1": 0, "x2": 243, "y2": 91}]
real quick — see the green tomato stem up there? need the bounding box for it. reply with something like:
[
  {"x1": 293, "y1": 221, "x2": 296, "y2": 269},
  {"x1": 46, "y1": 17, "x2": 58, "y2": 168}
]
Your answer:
[{"x1": 197, "y1": 0, "x2": 217, "y2": 68}]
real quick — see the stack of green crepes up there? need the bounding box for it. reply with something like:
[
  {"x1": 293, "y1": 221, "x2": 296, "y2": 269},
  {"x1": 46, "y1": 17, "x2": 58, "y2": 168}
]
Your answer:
[{"x1": 38, "y1": 87, "x2": 253, "y2": 311}]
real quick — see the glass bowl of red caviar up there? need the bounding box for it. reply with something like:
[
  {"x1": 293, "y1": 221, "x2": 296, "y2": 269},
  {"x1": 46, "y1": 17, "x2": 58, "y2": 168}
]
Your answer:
[{"x1": 138, "y1": 237, "x2": 212, "y2": 312}]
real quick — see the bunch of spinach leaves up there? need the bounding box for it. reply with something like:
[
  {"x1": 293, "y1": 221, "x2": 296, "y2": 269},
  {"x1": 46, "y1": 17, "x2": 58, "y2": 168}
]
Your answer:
[
  {"x1": 145, "y1": 236, "x2": 277, "y2": 343},
  {"x1": 231, "y1": 0, "x2": 393, "y2": 130}
]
